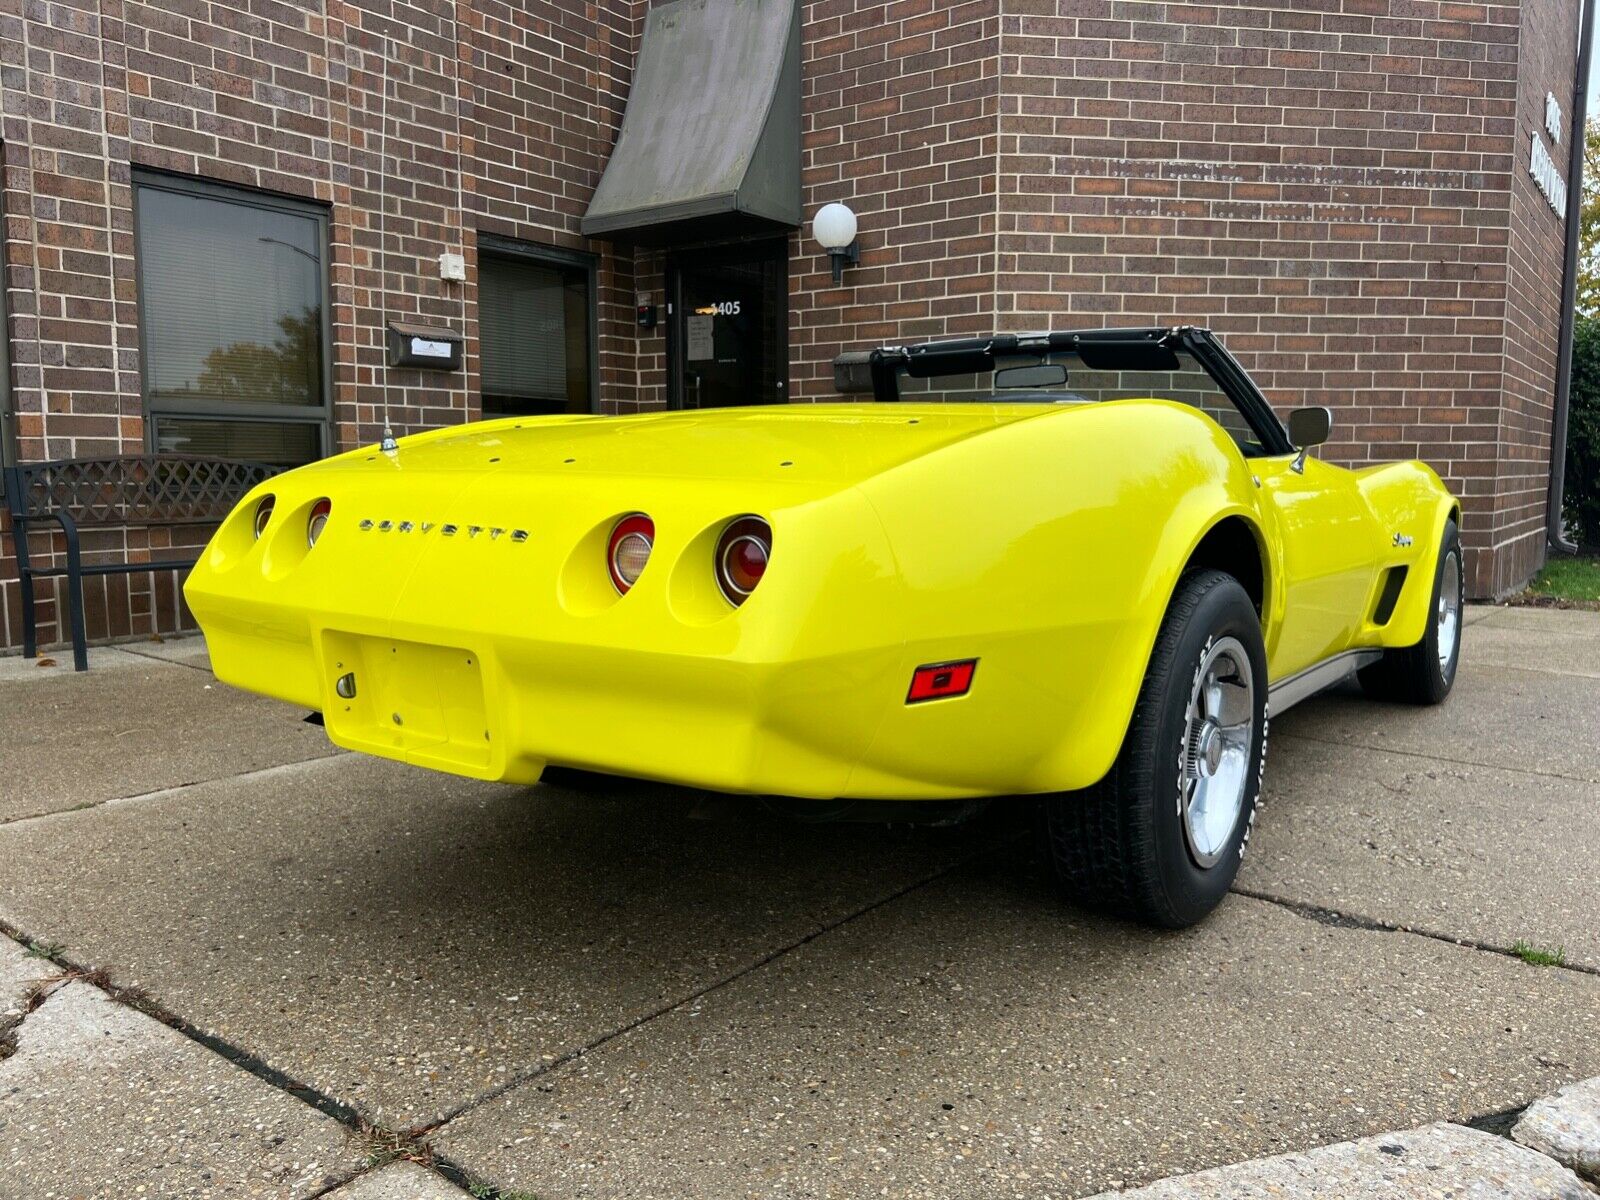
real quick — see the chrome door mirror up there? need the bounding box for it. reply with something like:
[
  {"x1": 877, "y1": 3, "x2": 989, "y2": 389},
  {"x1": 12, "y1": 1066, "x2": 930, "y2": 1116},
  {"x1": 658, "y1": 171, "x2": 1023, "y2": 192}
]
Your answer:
[{"x1": 1287, "y1": 406, "x2": 1332, "y2": 472}]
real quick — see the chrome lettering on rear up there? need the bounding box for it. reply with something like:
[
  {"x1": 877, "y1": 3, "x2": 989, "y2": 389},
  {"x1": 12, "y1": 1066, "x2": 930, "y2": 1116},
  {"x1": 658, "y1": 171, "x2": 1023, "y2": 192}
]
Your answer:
[{"x1": 355, "y1": 519, "x2": 527, "y2": 544}]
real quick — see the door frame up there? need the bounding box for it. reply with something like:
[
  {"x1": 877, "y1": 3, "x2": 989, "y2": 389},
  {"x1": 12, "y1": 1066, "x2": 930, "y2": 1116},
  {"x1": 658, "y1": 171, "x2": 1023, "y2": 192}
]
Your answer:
[{"x1": 665, "y1": 237, "x2": 790, "y2": 410}]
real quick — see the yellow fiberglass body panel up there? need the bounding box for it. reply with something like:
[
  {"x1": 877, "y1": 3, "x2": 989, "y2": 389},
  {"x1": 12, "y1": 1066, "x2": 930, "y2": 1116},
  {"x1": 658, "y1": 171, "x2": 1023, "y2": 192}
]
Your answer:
[{"x1": 185, "y1": 400, "x2": 1457, "y2": 801}]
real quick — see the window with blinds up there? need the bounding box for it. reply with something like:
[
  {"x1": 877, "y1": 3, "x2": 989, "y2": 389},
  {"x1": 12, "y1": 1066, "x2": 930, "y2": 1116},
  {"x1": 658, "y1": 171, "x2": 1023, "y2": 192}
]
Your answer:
[
  {"x1": 478, "y1": 250, "x2": 593, "y2": 415},
  {"x1": 134, "y1": 173, "x2": 328, "y2": 465}
]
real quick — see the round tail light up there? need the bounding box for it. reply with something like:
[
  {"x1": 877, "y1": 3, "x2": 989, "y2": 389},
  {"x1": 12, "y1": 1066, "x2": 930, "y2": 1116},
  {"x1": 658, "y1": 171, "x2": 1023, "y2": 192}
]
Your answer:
[
  {"x1": 252, "y1": 495, "x2": 275, "y2": 540},
  {"x1": 608, "y1": 514, "x2": 654, "y2": 594},
  {"x1": 307, "y1": 498, "x2": 332, "y2": 547},
  {"x1": 715, "y1": 516, "x2": 771, "y2": 605}
]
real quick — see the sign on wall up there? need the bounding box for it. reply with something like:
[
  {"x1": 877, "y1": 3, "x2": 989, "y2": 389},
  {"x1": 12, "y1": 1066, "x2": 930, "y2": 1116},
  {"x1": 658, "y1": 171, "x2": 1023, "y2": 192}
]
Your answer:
[{"x1": 1530, "y1": 91, "x2": 1569, "y2": 217}]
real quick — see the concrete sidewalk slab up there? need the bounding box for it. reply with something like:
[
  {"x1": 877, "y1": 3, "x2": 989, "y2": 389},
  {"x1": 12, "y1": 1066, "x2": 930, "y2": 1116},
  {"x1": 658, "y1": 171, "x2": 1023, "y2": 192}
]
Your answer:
[
  {"x1": 0, "y1": 645, "x2": 156, "y2": 681},
  {"x1": 1463, "y1": 606, "x2": 1600, "y2": 679},
  {"x1": 325, "y1": 1161, "x2": 475, "y2": 1198},
  {"x1": 0, "y1": 982, "x2": 360, "y2": 1197},
  {"x1": 433, "y1": 871, "x2": 1600, "y2": 1200},
  {"x1": 115, "y1": 633, "x2": 212, "y2": 672},
  {"x1": 1513, "y1": 1075, "x2": 1600, "y2": 1183},
  {"x1": 0, "y1": 659, "x2": 337, "y2": 822},
  {"x1": 1480, "y1": 605, "x2": 1600, "y2": 634},
  {"x1": 1275, "y1": 662, "x2": 1600, "y2": 784},
  {"x1": 1081, "y1": 1122, "x2": 1590, "y2": 1199},
  {"x1": 1240, "y1": 736, "x2": 1600, "y2": 968},
  {"x1": 0, "y1": 753, "x2": 993, "y2": 1128}
]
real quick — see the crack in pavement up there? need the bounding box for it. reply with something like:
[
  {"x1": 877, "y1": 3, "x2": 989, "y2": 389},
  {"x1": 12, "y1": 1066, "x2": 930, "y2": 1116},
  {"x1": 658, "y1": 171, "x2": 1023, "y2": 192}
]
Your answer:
[
  {"x1": 112, "y1": 643, "x2": 215, "y2": 674},
  {"x1": 0, "y1": 750, "x2": 349, "y2": 829},
  {"x1": 0, "y1": 919, "x2": 407, "y2": 1198},
  {"x1": 1231, "y1": 886, "x2": 1600, "y2": 979},
  {"x1": 407, "y1": 838, "x2": 1018, "y2": 1138},
  {"x1": 0, "y1": 831, "x2": 1012, "y2": 1198},
  {"x1": 1275, "y1": 731, "x2": 1598, "y2": 786}
]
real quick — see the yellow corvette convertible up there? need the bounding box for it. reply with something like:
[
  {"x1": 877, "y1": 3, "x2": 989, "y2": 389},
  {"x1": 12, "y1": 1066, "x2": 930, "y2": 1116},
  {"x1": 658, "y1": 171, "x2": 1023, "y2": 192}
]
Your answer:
[{"x1": 186, "y1": 326, "x2": 1462, "y2": 928}]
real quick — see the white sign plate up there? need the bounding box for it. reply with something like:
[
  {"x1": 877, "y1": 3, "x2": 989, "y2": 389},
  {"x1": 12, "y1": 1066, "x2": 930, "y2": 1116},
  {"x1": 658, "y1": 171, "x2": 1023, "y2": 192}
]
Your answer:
[
  {"x1": 410, "y1": 337, "x2": 453, "y2": 359},
  {"x1": 686, "y1": 314, "x2": 714, "y2": 361},
  {"x1": 1530, "y1": 131, "x2": 1568, "y2": 216}
]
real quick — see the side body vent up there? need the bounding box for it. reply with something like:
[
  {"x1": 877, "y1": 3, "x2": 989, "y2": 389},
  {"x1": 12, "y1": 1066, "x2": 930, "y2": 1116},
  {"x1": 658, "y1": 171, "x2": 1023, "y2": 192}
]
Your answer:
[{"x1": 1372, "y1": 565, "x2": 1409, "y2": 626}]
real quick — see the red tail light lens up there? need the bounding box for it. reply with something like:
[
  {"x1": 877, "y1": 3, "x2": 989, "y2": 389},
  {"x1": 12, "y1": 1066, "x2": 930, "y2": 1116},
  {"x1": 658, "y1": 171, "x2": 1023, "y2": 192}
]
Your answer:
[
  {"x1": 608, "y1": 514, "x2": 654, "y2": 593},
  {"x1": 253, "y1": 495, "x2": 275, "y2": 540},
  {"x1": 307, "y1": 499, "x2": 332, "y2": 548},
  {"x1": 715, "y1": 516, "x2": 771, "y2": 606},
  {"x1": 907, "y1": 659, "x2": 977, "y2": 704}
]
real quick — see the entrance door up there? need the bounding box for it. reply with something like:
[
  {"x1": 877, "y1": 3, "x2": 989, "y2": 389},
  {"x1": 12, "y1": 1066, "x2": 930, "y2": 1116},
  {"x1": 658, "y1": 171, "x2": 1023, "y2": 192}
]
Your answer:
[{"x1": 668, "y1": 240, "x2": 788, "y2": 408}]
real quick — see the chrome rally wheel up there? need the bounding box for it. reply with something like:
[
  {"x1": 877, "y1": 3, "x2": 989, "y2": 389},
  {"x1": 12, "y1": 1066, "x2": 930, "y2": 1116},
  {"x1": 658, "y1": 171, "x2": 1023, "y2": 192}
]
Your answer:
[
  {"x1": 1436, "y1": 545, "x2": 1461, "y2": 675},
  {"x1": 1180, "y1": 637, "x2": 1256, "y2": 870}
]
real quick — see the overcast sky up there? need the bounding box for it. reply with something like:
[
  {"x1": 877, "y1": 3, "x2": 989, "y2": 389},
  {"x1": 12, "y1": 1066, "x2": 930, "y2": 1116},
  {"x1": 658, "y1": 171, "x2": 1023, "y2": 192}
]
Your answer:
[{"x1": 1590, "y1": 2, "x2": 1600, "y2": 114}]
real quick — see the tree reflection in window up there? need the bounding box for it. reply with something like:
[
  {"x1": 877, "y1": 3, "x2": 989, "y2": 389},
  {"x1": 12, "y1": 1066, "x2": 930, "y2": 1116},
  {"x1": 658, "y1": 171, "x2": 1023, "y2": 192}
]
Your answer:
[
  {"x1": 193, "y1": 307, "x2": 322, "y2": 404},
  {"x1": 137, "y1": 180, "x2": 325, "y2": 409}
]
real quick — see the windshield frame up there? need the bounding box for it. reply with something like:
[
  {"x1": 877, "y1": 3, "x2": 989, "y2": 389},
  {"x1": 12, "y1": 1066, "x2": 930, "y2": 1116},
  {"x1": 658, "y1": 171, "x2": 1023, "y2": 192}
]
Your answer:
[{"x1": 860, "y1": 326, "x2": 1294, "y2": 458}]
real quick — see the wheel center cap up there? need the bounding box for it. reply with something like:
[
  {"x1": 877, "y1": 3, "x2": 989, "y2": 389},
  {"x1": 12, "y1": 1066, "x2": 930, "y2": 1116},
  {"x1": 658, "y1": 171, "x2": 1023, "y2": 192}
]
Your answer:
[{"x1": 1197, "y1": 724, "x2": 1223, "y2": 776}]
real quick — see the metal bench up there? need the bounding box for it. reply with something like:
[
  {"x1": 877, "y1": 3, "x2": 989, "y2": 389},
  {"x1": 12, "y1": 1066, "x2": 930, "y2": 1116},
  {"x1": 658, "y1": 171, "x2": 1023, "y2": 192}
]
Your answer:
[{"x1": 2, "y1": 455, "x2": 280, "y2": 671}]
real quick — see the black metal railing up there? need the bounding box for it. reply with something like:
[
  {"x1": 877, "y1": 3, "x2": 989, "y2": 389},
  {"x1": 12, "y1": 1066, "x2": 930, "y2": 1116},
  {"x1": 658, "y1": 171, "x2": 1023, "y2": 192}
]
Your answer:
[{"x1": 3, "y1": 455, "x2": 279, "y2": 671}]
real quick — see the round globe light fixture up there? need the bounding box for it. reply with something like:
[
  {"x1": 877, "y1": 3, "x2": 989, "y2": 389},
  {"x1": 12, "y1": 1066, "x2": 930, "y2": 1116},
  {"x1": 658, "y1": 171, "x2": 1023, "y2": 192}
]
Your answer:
[{"x1": 812, "y1": 202, "x2": 860, "y2": 284}]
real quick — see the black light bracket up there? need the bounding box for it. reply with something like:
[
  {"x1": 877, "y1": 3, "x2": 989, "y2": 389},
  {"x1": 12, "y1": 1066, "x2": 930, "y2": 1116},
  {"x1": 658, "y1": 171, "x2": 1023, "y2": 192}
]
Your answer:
[{"x1": 829, "y1": 239, "x2": 860, "y2": 284}]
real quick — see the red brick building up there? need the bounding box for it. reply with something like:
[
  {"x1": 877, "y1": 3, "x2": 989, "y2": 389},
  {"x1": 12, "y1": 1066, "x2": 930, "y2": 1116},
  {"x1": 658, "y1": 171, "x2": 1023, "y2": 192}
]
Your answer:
[{"x1": 0, "y1": 0, "x2": 1587, "y2": 653}]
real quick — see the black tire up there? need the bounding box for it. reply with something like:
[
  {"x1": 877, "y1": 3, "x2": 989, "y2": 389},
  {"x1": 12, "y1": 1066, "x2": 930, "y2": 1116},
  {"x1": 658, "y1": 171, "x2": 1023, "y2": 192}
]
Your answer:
[
  {"x1": 1357, "y1": 520, "x2": 1463, "y2": 706},
  {"x1": 1042, "y1": 569, "x2": 1268, "y2": 929}
]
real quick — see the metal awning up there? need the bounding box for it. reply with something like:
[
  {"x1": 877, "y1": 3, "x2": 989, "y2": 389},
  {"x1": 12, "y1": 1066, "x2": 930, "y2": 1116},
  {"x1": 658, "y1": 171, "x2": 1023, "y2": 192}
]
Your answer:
[{"x1": 581, "y1": 0, "x2": 800, "y2": 243}]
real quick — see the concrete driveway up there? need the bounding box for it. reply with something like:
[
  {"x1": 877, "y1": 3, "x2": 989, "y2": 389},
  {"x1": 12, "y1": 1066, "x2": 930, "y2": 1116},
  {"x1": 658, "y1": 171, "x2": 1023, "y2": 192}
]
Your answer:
[{"x1": 1, "y1": 606, "x2": 1597, "y2": 1198}]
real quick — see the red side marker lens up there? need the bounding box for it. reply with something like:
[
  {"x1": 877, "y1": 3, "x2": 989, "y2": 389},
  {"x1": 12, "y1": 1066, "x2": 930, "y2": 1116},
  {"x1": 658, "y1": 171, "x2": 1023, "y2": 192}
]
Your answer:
[{"x1": 906, "y1": 659, "x2": 977, "y2": 704}]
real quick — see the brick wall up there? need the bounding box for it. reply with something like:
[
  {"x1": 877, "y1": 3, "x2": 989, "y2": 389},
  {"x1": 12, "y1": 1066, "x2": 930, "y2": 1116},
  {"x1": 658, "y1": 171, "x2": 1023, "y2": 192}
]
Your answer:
[
  {"x1": 1497, "y1": 0, "x2": 1579, "y2": 594},
  {"x1": 789, "y1": 0, "x2": 1002, "y2": 400},
  {"x1": 785, "y1": 0, "x2": 1578, "y2": 600},
  {"x1": 991, "y1": 0, "x2": 1574, "y2": 598},
  {"x1": 0, "y1": 0, "x2": 643, "y2": 652},
  {"x1": 0, "y1": 0, "x2": 1583, "y2": 653}
]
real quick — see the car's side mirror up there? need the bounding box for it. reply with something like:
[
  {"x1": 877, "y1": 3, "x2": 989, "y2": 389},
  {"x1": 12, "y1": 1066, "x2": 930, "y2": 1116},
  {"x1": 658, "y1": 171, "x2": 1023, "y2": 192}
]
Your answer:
[{"x1": 1288, "y1": 406, "x2": 1332, "y2": 449}]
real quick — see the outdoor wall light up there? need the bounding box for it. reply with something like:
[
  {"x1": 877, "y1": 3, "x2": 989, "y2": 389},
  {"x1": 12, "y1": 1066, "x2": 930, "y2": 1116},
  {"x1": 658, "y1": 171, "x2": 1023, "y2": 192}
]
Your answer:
[{"x1": 813, "y1": 202, "x2": 860, "y2": 284}]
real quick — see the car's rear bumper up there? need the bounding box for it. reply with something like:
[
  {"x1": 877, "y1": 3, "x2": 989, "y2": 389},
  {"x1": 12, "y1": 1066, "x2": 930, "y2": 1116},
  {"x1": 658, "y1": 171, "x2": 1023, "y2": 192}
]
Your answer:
[
  {"x1": 198, "y1": 603, "x2": 1148, "y2": 800},
  {"x1": 200, "y1": 616, "x2": 998, "y2": 798}
]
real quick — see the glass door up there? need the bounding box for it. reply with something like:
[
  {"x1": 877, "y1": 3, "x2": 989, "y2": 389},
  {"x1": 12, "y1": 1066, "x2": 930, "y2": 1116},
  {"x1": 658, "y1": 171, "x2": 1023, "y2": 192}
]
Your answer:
[{"x1": 668, "y1": 240, "x2": 788, "y2": 408}]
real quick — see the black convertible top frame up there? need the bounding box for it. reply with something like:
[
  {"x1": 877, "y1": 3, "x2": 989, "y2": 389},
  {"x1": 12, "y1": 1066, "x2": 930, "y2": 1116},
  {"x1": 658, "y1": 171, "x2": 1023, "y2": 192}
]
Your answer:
[{"x1": 864, "y1": 326, "x2": 1295, "y2": 457}]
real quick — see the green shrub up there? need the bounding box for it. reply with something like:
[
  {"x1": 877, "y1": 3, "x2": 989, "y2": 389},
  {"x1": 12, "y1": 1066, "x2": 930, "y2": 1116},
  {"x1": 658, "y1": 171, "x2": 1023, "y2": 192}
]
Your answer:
[{"x1": 1567, "y1": 316, "x2": 1600, "y2": 549}]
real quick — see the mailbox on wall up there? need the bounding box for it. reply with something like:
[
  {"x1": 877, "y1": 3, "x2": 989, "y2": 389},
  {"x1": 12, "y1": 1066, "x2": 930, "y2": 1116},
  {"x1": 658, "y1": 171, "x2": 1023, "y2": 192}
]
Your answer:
[{"x1": 387, "y1": 321, "x2": 463, "y2": 371}]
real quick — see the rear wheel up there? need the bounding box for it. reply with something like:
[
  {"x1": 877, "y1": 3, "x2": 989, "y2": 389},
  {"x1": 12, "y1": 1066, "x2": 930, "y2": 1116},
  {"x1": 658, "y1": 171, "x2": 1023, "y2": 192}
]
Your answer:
[
  {"x1": 1357, "y1": 519, "x2": 1463, "y2": 706},
  {"x1": 1042, "y1": 569, "x2": 1268, "y2": 929}
]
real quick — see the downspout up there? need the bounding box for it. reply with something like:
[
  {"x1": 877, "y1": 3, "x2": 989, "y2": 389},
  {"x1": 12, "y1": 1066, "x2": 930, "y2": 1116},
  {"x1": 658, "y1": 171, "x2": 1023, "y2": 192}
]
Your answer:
[{"x1": 1548, "y1": 0, "x2": 1595, "y2": 553}]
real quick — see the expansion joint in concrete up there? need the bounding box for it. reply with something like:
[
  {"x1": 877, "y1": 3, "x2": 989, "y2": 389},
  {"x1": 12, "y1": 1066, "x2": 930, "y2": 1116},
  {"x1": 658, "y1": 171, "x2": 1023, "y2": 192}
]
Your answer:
[{"x1": 1231, "y1": 887, "x2": 1600, "y2": 979}]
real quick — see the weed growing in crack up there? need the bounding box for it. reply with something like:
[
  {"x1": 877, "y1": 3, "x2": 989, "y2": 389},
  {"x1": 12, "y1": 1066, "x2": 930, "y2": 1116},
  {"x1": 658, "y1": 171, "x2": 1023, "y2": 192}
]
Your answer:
[
  {"x1": 1512, "y1": 940, "x2": 1567, "y2": 967},
  {"x1": 22, "y1": 941, "x2": 62, "y2": 960},
  {"x1": 356, "y1": 1121, "x2": 434, "y2": 1171}
]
